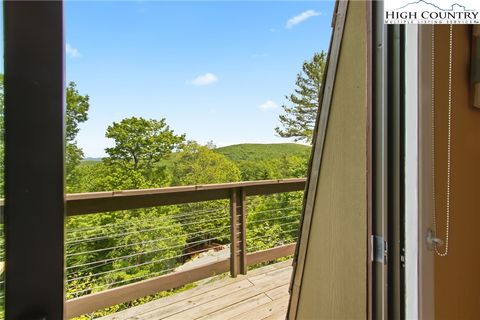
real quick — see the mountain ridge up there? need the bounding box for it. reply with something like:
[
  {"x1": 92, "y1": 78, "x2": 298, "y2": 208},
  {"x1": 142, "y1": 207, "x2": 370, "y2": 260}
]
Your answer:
[
  {"x1": 82, "y1": 143, "x2": 311, "y2": 163},
  {"x1": 215, "y1": 143, "x2": 311, "y2": 162}
]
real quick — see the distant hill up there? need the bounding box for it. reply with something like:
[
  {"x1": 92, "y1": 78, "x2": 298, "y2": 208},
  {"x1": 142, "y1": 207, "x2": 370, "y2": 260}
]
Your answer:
[
  {"x1": 82, "y1": 157, "x2": 103, "y2": 165},
  {"x1": 215, "y1": 143, "x2": 311, "y2": 162},
  {"x1": 80, "y1": 143, "x2": 311, "y2": 166}
]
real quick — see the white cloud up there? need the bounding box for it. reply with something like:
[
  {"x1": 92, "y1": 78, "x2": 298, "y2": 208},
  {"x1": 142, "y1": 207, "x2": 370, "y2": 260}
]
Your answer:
[
  {"x1": 189, "y1": 73, "x2": 218, "y2": 86},
  {"x1": 66, "y1": 43, "x2": 81, "y2": 58},
  {"x1": 258, "y1": 100, "x2": 279, "y2": 111},
  {"x1": 286, "y1": 10, "x2": 321, "y2": 29}
]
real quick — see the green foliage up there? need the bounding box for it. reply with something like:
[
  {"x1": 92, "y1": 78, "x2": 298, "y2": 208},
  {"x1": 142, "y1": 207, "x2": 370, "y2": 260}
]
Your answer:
[
  {"x1": 279, "y1": 155, "x2": 309, "y2": 178},
  {"x1": 237, "y1": 160, "x2": 281, "y2": 181},
  {"x1": 105, "y1": 117, "x2": 185, "y2": 172},
  {"x1": 67, "y1": 162, "x2": 109, "y2": 193},
  {"x1": 275, "y1": 51, "x2": 326, "y2": 143},
  {"x1": 97, "y1": 164, "x2": 158, "y2": 191},
  {"x1": 66, "y1": 82, "x2": 90, "y2": 142},
  {"x1": 66, "y1": 143, "x2": 85, "y2": 188},
  {"x1": 236, "y1": 156, "x2": 308, "y2": 181},
  {"x1": 66, "y1": 207, "x2": 187, "y2": 299},
  {"x1": 102, "y1": 117, "x2": 185, "y2": 189},
  {"x1": 247, "y1": 192, "x2": 302, "y2": 253},
  {"x1": 66, "y1": 82, "x2": 90, "y2": 185},
  {"x1": 215, "y1": 143, "x2": 310, "y2": 163},
  {"x1": 171, "y1": 142, "x2": 241, "y2": 243},
  {"x1": 172, "y1": 142, "x2": 241, "y2": 186},
  {"x1": 215, "y1": 143, "x2": 310, "y2": 186}
]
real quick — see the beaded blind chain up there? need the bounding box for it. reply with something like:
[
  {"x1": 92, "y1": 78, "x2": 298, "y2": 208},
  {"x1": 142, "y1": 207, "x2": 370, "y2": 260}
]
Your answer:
[{"x1": 431, "y1": 25, "x2": 453, "y2": 257}]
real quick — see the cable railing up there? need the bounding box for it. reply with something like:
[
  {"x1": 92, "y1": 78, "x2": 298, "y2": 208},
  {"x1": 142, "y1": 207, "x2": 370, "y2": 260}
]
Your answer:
[{"x1": 64, "y1": 178, "x2": 306, "y2": 319}]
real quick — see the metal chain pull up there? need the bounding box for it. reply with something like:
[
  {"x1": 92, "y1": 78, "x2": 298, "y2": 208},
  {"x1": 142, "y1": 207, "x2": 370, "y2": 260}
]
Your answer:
[{"x1": 429, "y1": 24, "x2": 453, "y2": 257}]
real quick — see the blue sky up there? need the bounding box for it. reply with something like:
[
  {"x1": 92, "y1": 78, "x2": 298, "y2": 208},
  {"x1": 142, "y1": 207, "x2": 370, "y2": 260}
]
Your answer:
[{"x1": 63, "y1": 1, "x2": 334, "y2": 157}]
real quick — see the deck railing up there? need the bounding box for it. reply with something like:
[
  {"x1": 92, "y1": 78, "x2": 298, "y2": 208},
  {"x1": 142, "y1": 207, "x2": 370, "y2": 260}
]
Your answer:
[{"x1": 63, "y1": 178, "x2": 306, "y2": 318}]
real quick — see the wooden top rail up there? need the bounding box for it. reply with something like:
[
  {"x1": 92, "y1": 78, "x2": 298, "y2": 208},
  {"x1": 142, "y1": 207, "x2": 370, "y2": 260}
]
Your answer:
[
  {"x1": 66, "y1": 178, "x2": 306, "y2": 216},
  {"x1": 0, "y1": 179, "x2": 306, "y2": 216}
]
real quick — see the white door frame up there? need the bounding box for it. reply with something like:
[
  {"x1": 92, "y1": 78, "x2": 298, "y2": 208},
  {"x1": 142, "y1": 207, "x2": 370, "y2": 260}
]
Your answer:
[
  {"x1": 404, "y1": 24, "x2": 435, "y2": 320},
  {"x1": 418, "y1": 24, "x2": 435, "y2": 320},
  {"x1": 404, "y1": 24, "x2": 419, "y2": 320}
]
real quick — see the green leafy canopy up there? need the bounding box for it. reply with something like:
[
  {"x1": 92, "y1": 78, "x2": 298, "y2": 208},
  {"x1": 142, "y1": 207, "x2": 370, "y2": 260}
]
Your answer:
[{"x1": 105, "y1": 117, "x2": 185, "y2": 172}]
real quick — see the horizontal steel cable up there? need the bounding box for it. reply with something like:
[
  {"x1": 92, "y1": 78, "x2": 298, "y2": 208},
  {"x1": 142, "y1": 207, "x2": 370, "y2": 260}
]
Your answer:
[
  {"x1": 66, "y1": 210, "x2": 229, "y2": 242},
  {"x1": 66, "y1": 230, "x2": 222, "y2": 258},
  {"x1": 66, "y1": 226, "x2": 229, "y2": 271},
  {"x1": 246, "y1": 228, "x2": 299, "y2": 243},
  {"x1": 66, "y1": 206, "x2": 228, "y2": 234},
  {"x1": 66, "y1": 244, "x2": 226, "y2": 285},
  {"x1": 66, "y1": 216, "x2": 229, "y2": 245},
  {"x1": 68, "y1": 266, "x2": 178, "y2": 297},
  {"x1": 247, "y1": 213, "x2": 300, "y2": 225},
  {"x1": 66, "y1": 234, "x2": 224, "y2": 270}
]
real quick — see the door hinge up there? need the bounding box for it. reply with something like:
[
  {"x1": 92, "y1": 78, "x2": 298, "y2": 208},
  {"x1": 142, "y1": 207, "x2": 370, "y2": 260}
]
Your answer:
[
  {"x1": 371, "y1": 235, "x2": 387, "y2": 264},
  {"x1": 401, "y1": 247, "x2": 406, "y2": 268}
]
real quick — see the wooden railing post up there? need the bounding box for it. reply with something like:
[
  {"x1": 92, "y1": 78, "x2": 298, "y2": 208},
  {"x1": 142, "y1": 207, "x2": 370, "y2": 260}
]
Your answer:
[
  {"x1": 229, "y1": 187, "x2": 247, "y2": 277},
  {"x1": 239, "y1": 188, "x2": 247, "y2": 275}
]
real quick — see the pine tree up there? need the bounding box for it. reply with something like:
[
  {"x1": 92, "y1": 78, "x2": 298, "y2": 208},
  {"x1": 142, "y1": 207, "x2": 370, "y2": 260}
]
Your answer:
[{"x1": 275, "y1": 51, "x2": 326, "y2": 144}]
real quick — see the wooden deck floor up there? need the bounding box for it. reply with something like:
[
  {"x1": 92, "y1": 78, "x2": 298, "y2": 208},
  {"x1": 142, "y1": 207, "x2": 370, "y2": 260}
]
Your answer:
[{"x1": 100, "y1": 260, "x2": 292, "y2": 320}]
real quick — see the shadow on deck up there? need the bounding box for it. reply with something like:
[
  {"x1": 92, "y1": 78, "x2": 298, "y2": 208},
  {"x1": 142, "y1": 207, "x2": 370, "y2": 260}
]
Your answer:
[{"x1": 100, "y1": 260, "x2": 292, "y2": 320}]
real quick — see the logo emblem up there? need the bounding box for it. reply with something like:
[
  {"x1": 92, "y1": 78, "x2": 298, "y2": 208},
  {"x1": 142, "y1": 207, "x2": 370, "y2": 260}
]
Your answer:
[{"x1": 384, "y1": 0, "x2": 480, "y2": 24}]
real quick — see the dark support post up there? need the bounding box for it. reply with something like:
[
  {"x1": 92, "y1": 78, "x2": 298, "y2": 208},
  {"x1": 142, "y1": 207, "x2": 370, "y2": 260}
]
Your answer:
[
  {"x1": 4, "y1": 1, "x2": 65, "y2": 319},
  {"x1": 239, "y1": 188, "x2": 247, "y2": 275},
  {"x1": 229, "y1": 188, "x2": 247, "y2": 277},
  {"x1": 387, "y1": 24, "x2": 405, "y2": 320},
  {"x1": 229, "y1": 189, "x2": 238, "y2": 277}
]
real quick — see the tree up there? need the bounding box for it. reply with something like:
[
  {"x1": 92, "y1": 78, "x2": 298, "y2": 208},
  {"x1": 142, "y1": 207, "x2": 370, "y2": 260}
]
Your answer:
[
  {"x1": 0, "y1": 78, "x2": 89, "y2": 193},
  {"x1": 66, "y1": 82, "x2": 90, "y2": 142},
  {"x1": 275, "y1": 51, "x2": 326, "y2": 143},
  {"x1": 65, "y1": 82, "x2": 90, "y2": 186},
  {"x1": 236, "y1": 159, "x2": 280, "y2": 181},
  {"x1": 171, "y1": 142, "x2": 241, "y2": 186},
  {"x1": 105, "y1": 117, "x2": 185, "y2": 172},
  {"x1": 235, "y1": 155, "x2": 308, "y2": 182},
  {"x1": 104, "y1": 117, "x2": 185, "y2": 188},
  {"x1": 171, "y1": 142, "x2": 241, "y2": 242}
]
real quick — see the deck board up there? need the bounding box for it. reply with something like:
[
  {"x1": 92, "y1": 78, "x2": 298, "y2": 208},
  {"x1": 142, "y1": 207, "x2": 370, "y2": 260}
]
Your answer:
[
  {"x1": 229, "y1": 298, "x2": 289, "y2": 320},
  {"x1": 197, "y1": 293, "x2": 272, "y2": 320},
  {"x1": 100, "y1": 260, "x2": 292, "y2": 320}
]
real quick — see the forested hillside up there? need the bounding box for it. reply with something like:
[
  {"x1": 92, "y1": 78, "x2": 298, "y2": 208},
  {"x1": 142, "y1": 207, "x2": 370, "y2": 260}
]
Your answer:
[
  {"x1": 76, "y1": 142, "x2": 311, "y2": 186},
  {"x1": 215, "y1": 143, "x2": 310, "y2": 162}
]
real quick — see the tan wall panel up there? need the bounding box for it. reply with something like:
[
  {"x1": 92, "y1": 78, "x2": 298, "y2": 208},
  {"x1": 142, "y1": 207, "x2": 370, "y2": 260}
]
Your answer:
[
  {"x1": 296, "y1": 1, "x2": 367, "y2": 319},
  {"x1": 432, "y1": 24, "x2": 480, "y2": 320}
]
